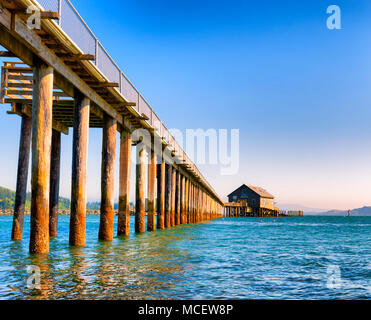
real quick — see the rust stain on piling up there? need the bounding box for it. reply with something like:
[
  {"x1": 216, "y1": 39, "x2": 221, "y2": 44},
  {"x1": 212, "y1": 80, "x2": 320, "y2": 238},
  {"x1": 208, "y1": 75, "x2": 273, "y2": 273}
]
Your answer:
[
  {"x1": 118, "y1": 129, "x2": 131, "y2": 236},
  {"x1": 157, "y1": 161, "x2": 165, "y2": 229},
  {"x1": 11, "y1": 114, "x2": 31, "y2": 241},
  {"x1": 135, "y1": 146, "x2": 146, "y2": 233},
  {"x1": 30, "y1": 61, "x2": 53, "y2": 254},
  {"x1": 164, "y1": 164, "x2": 172, "y2": 228},
  {"x1": 147, "y1": 148, "x2": 156, "y2": 232},
  {"x1": 99, "y1": 115, "x2": 117, "y2": 241},
  {"x1": 175, "y1": 171, "x2": 181, "y2": 225},
  {"x1": 49, "y1": 129, "x2": 61, "y2": 238},
  {"x1": 69, "y1": 91, "x2": 90, "y2": 247},
  {"x1": 171, "y1": 167, "x2": 176, "y2": 227}
]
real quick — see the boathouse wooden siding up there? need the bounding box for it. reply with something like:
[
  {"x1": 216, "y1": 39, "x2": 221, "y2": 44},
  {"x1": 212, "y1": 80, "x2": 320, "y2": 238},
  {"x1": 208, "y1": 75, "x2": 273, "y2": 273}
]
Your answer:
[{"x1": 227, "y1": 184, "x2": 275, "y2": 210}]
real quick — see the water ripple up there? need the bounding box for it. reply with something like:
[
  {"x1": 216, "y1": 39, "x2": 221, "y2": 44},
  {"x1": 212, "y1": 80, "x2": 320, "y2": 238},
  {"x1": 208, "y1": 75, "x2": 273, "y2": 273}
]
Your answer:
[{"x1": 0, "y1": 216, "x2": 370, "y2": 299}]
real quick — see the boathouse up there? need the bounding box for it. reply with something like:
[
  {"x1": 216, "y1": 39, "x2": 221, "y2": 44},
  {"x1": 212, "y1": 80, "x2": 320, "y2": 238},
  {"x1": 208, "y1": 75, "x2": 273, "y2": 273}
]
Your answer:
[
  {"x1": 225, "y1": 184, "x2": 279, "y2": 217},
  {"x1": 228, "y1": 184, "x2": 275, "y2": 210}
]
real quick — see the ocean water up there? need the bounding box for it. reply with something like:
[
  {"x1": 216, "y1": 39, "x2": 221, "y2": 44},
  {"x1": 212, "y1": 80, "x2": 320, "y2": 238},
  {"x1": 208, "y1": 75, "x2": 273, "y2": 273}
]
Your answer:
[{"x1": 0, "y1": 215, "x2": 370, "y2": 300}]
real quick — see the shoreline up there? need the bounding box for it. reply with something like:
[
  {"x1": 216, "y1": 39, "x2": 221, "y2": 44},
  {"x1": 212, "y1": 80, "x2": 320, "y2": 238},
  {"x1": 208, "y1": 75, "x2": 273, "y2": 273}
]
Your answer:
[{"x1": 0, "y1": 209, "x2": 136, "y2": 216}]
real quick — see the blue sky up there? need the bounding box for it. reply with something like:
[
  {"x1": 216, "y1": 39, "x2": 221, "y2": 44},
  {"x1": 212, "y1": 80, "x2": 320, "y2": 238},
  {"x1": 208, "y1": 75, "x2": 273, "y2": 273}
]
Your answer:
[{"x1": 1, "y1": 0, "x2": 371, "y2": 210}]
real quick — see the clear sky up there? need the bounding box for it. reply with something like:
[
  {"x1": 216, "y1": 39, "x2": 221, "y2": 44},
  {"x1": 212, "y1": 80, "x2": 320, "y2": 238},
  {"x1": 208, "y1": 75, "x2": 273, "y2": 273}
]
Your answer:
[{"x1": 1, "y1": 0, "x2": 371, "y2": 210}]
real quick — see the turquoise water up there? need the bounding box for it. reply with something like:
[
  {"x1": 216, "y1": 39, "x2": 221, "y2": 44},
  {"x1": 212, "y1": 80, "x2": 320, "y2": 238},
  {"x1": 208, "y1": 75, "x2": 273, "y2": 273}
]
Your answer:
[{"x1": 0, "y1": 215, "x2": 370, "y2": 300}]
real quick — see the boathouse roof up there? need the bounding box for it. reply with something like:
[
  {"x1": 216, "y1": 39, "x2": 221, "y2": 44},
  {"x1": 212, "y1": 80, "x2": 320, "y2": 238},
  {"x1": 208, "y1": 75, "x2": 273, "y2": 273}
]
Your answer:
[{"x1": 228, "y1": 184, "x2": 274, "y2": 199}]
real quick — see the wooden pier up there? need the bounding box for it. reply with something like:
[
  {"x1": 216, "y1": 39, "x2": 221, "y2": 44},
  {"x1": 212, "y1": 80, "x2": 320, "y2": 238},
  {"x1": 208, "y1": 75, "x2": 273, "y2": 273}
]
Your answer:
[
  {"x1": 224, "y1": 202, "x2": 280, "y2": 217},
  {"x1": 223, "y1": 203, "x2": 304, "y2": 217},
  {"x1": 0, "y1": 0, "x2": 223, "y2": 254}
]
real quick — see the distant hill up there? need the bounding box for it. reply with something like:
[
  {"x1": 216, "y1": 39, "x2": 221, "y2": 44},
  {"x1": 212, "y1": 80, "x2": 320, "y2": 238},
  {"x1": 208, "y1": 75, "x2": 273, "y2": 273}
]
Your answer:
[
  {"x1": 0, "y1": 186, "x2": 131, "y2": 211},
  {"x1": 0, "y1": 186, "x2": 21, "y2": 210},
  {"x1": 305, "y1": 206, "x2": 371, "y2": 216},
  {"x1": 86, "y1": 202, "x2": 125, "y2": 210},
  {"x1": 0, "y1": 186, "x2": 70, "y2": 210}
]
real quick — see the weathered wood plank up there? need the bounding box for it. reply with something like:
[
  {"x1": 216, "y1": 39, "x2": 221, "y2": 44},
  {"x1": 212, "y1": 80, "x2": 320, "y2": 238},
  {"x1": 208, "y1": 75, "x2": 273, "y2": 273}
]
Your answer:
[
  {"x1": 175, "y1": 171, "x2": 180, "y2": 225},
  {"x1": 11, "y1": 113, "x2": 31, "y2": 241},
  {"x1": 117, "y1": 129, "x2": 131, "y2": 237},
  {"x1": 156, "y1": 161, "x2": 165, "y2": 229},
  {"x1": 29, "y1": 59, "x2": 53, "y2": 254},
  {"x1": 49, "y1": 129, "x2": 61, "y2": 238},
  {"x1": 99, "y1": 115, "x2": 117, "y2": 241},
  {"x1": 164, "y1": 163, "x2": 171, "y2": 228},
  {"x1": 7, "y1": 102, "x2": 69, "y2": 136},
  {"x1": 135, "y1": 145, "x2": 146, "y2": 233},
  {"x1": 147, "y1": 147, "x2": 156, "y2": 232},
  {"x1": 69, "y1": 90, "x2": 90, "y2": 247},
  {"x1": 180, "y1": 175, "x2": 185, "y2": 224},
  {"x1": 171, "y1": 167, "x2": 176, "y2": 227}
]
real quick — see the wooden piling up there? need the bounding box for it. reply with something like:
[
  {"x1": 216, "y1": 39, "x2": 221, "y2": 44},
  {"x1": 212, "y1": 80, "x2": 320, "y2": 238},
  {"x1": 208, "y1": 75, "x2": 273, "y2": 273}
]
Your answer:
[
  {"x1": 164, "y1": 164, "x2": 171, "y2": 228},
  {"x1": 171, "y1": 167, "x2": 176, "y2": 227},
  {"x1": 202, "y1": 192, "x2": 205, "y2": 221},
  {"x1": 135, "y1": 145, "x2": 145, "y2": 233},
  {"x1": 189, "y1": 181, "x2": 193, "y2": 224},
  {"x1": 11, "y1": 114, "x2": 32, "y2": 241},
  {"x1": 205, "y1": 195, "x2": 209, "y2": 220},
  {"x1": 157, "y1": 161, "x2": 165, "y2": 229},
  {"x1": 30, "y1": 60, "x2": 53, "y2": 254},
  {"x1": 49, "y1": 129, "x2": 61, "y2": 238},
  {"x1": 200, "y1": 189, "x2": 204, "y2": 221},
  {"x1": 175, "y1": 171, "x2": 181, "y2": 225},
  {"x1": 193, "y1": 186, "x2": 196, "y2": 223},
  {"x1": 69, "y1": 91, "x2": 90, "y2": 247},
  {"x1": 197, "y1": 188, "x2": 200, "y2": 222},
  {"x1": 185, "y1": 178, "x2": 189, "y2": 224},
  {"x1": 147, "y1": 147, "x2": 156, "y2": 231},
  {"x1": 117, "y1": 129, "x2": 131, "y2": 236},
  {"x1": 180, "y1": 175, "x2": 185, "y2": 224},
  {"x1": 196, "y1": 187, "x2": 199, "y2": 222},
  {"x1": 99, "y1": 115, "x2": 117, "y2": 241}
]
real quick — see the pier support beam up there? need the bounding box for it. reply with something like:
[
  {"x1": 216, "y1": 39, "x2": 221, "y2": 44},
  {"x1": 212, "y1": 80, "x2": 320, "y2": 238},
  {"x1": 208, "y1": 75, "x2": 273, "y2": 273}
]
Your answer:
[
  {"x1": 117, "y1": 129, "x2": 131, "y2": 236},
  {"x1": 180, "y1": 175, "x2": 185, "y2": 224},
  {"x1": 11, "y1": 114, "x2": 32, "y2": 241},
  {"x1": 69, "y1": 91, "x2": 90, "y2": 247},
  {"x1": 164, "y1": 164, "x2": 171, "y2": 228},
  {"x1": 203, "y1": 193, "x2": 206, "y2": 221},
  {"x1": 29, "y1": 60, "x2": 53, "y2": 254},
  {"x1": 157, "y1": 161, "x2": 165, "y2": 229},
  {"x1": 190, "y1": 183, "x2": 194, "y2": 223},
  {"x1": 185, "y1": 178, "x2": 189, "y2": 224},
  {"x1": 193, "y1": 185, "x2": 196, "y2": 223},
  {"x1": 175, "y1": 171, "x2": 181, "y2": 225},
  {"x1": 147, "y1": 147, "x2": 156, "y2": 232},
  {"x1": 99, "y1": 115, "x2": 117, "y2": 241},
  {"x1": 135, "y1": 145, "x2": 146, "y2": 233},
  {"x1": 196, "y1": 187, "x2": 199, "y2": 222},
  {"x1": 171, "y1": 167, "x2": 176, "y2": 227},
  {"x1": 196, "y1": 188, "x2": 200, "y2": 222},
  {"x1": 49, "y1": 129, "x2": 61, "y2": 238}
]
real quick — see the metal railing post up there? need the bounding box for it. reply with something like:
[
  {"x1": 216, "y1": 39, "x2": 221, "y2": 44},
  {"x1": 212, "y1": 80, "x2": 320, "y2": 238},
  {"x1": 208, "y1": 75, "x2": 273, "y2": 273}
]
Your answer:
[
  {"x1": 95, "y1": 39, "x2": 99, "y2": 66},
  {"x1": 58, "y1": 0, "x2": 62, "y2": 25}
]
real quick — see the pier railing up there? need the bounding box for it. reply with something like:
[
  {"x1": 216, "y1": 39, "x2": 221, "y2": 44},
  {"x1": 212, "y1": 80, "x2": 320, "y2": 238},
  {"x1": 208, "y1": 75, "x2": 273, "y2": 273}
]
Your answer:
[{"x1": 34, "y1": 0, "x2": 219, "y2": 198}]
